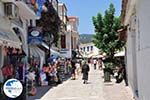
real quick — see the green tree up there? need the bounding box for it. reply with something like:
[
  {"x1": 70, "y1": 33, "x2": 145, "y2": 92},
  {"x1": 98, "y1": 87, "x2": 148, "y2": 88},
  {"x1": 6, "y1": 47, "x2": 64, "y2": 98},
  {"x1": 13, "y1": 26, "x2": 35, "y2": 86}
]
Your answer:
[
  {"x1": 37, "y1": 2, "x2": 61, "y2": 47},
  {"x1": 36, "y1": 2, "x2": 61, "y2": 62},
  {"x1": 92, "y1": 3, "x2": 125, "y2": 66}
]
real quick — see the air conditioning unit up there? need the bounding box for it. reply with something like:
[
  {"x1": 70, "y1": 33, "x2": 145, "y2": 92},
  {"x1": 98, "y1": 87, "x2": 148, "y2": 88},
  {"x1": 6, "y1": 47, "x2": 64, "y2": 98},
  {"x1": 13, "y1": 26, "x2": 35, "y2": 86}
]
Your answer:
[{"x1": 4, "y1": 3, "x2": 19, "y2": 19}]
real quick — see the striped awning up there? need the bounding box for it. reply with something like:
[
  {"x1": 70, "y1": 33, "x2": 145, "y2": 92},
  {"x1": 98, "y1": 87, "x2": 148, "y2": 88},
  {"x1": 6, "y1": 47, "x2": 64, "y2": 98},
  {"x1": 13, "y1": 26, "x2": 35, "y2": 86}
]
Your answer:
[{"x1": 0, "y1": 29, "x2": 22, "y2": 49}]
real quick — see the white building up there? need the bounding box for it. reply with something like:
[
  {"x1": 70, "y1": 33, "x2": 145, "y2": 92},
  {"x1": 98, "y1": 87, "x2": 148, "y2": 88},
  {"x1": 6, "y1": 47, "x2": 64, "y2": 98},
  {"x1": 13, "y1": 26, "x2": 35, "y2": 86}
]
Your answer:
[
  {"x1": 121, "y1": 0, "x2": 150, "y2": 100},
  {"x1": 60, "y1": 16, "x2": 79, "y2": 58},
  {"x1": 0, "y1": 0, "x2": 37, "y2": 82},
  {"x1": 79, "y1": 42, "x2": 99, "y2": 58},
  {"x1": 58, "y1": 3, "x2": 68, "y2": 49}
]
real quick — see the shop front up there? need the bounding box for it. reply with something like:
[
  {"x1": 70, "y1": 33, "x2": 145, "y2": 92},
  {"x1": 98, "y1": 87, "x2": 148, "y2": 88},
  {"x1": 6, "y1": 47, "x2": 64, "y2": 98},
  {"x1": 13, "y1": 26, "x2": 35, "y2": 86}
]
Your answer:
[
  {"x1": 28, "y1": 27, "x2": 45, "y2": 70},
  {"x1": 0, "y1": 29, "x2": 22, "y2": 81},
  {"x1": 0, "y1": 29, "x2": 25, "y2": 99},
  {"x1": 29, "y1": 45, "x2": 45, "y2": 70},
  {"x1": 27, "y1": 27, "x2": 46, "y2": 95}
]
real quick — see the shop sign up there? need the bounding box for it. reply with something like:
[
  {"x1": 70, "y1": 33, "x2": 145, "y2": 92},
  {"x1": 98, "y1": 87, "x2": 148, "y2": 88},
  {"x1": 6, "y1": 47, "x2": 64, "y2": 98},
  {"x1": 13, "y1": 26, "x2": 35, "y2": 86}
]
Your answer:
[
  {"x1": 28, "y1": 27, "x2": 42, "y2": 45},
  {"x1": 31, "y1": 30, "x2": 40, "y2": 37},
  {"x1": 60, "y1": 49, "x2": 69, "y2": 54}
]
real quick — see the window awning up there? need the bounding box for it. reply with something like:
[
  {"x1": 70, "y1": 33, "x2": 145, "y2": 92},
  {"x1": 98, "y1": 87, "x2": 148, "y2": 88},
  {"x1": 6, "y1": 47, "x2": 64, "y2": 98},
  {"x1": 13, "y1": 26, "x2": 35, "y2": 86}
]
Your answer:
[
  {"x1": 114, "y1": 51, "x2": 125, "y2": 57},
  {"x1": 0, "y1": 29, "x2": 22, "y2": 49}
]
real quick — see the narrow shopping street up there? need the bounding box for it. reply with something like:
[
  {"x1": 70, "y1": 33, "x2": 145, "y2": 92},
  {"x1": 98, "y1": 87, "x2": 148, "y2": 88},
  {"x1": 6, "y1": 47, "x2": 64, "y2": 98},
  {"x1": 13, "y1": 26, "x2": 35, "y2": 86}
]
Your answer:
[
  {"x1": 38, "y1": 65, "x2": 133, "y2": 100},
  {"x1": 0, "y1": 0, "x2": 150, "y2": 100},
  {"x1": 41, "y1": 66, "x2": 105, "y2": 100}
]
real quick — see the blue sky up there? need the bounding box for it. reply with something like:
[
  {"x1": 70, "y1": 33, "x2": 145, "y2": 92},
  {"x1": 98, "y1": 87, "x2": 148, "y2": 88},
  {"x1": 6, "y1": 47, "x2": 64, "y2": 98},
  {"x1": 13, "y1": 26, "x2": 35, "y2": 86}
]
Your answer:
[{"x1": 60, "y1": 0, "x2": 122, "y2": 34}]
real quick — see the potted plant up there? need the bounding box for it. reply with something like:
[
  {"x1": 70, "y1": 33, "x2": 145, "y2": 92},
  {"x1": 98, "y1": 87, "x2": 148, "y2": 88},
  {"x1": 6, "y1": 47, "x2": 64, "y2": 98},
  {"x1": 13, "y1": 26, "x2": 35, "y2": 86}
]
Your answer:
[
  {"x1": 103, "y1": 57, "x2": 115, "y2": 82},
  {"x1": 103, "y1": 61, "x2": 114, "y2": 82}
]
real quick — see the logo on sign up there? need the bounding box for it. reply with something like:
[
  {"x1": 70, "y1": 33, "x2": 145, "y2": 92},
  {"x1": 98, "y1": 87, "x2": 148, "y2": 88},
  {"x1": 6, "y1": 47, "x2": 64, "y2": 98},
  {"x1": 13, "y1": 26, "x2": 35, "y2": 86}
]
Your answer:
[
  {"x1": 31, "y1": 30, "x2": 40, "y2": 37},
  {"x1": 28, "y1": 27, "x2": 42, "y2": 44},
  {"x1": 3, "y1": 79, "x2": 23, "y2": 98}
]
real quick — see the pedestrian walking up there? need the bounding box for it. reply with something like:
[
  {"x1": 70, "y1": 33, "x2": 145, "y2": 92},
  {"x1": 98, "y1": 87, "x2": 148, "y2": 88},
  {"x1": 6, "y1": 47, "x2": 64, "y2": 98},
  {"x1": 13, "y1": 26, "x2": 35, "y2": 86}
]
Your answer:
[
  {"x1": 93, "y1": 59, "x2": 97, "y2": 70},
  {"x1": 75, "y1": 60, "x2": 81, "y2": 79},
  {"x1": 81, "y1": 61, "x2": 90, "y2": 84},
  {"x1": 116, "y1": 65, "x2": 128, "y2": 86},
  {"x1": 71, "y1": 59, "x2": 76, "y2": 80},
  {"x1": 98, "y1": 58, "x2": 102, "y2": 70},
  {"x1": 34, "y1": 62, "x2": 40, "y2": 86}
]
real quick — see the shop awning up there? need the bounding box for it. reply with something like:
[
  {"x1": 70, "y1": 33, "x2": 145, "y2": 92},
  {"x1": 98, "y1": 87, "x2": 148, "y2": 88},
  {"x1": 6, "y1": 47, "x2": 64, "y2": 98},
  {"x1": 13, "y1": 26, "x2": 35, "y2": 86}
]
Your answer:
[
  {"x1": 41, "y1": 42, "x2": 64, "y2": 58},
  {"x1": 0, "y1": 29, "x2": 22, "y2": 49},
  {"x1": 51, "y1": 49, "x2": 64, "y2": 58},
  {"x1": 92, "y1": 54, "x2": 104, "y2": 58},
  {"x1": 29, "y1": 46, "x2": 45, "y2": 69},
  {"x1": 29, "y1": 46, "x2": 39, "y2": 58},
  {"x1": 114, "y1": 51, "x2": 125, "y2": 57}
]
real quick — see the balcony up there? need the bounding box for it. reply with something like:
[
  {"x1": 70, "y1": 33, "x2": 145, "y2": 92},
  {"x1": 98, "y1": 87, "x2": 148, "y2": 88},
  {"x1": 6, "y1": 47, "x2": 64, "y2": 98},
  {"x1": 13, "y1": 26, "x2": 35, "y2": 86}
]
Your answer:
[{"x1": 15, "y1": 0, "x2": 37, "y2": 19}]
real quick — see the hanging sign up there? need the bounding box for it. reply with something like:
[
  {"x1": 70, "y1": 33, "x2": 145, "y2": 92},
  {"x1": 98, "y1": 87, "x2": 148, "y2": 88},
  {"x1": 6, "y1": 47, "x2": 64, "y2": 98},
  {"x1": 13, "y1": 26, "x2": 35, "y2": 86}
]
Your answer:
[{"x1": 28, "y1": 27, "x2": 43, "y2": 45}]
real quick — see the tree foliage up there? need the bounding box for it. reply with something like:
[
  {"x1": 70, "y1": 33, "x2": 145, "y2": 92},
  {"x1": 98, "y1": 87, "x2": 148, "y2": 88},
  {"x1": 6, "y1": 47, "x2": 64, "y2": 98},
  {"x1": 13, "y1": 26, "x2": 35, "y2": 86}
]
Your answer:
[
  {"x1": 37, "y1": 2, "x2": 61, "y2": 46},
  {"x1": 92, "y1": 3, "x2": 125, "y2": 64}
]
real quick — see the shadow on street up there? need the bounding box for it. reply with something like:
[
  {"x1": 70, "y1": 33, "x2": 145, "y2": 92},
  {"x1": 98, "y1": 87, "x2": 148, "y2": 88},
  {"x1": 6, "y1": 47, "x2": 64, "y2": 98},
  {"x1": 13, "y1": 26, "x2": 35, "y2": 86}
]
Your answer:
[
  {"x1": 27, "y1": 86, "x2": 52, "y2": 100},
  {"x1": 27, "y1": 74, "x2": 71, "y2": 100}
]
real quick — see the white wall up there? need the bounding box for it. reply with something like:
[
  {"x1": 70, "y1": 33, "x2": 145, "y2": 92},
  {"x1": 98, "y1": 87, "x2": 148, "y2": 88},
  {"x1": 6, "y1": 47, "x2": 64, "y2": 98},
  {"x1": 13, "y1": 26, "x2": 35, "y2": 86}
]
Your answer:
[
  {"x1": 0, "y1": 2, "x2": 4, "y2": 17},
  {"x1": 68, "y1": 18, "x2": 79, "y2": 32},
  {"x1": 0, "y1": 2, "x2": 11, "y2": 69},
  {"x1": 79, "y1": 43, "x2": 99, "y2": 57},
  {"x1": 127, "y1": 20, "x2": 139, "y2": 99},
  {"x1": 127, "y1": 0, "x2": 150, "y2": 100},
  {"x1": 135, "y1": 0, "x2": 150, "y2": 100}
]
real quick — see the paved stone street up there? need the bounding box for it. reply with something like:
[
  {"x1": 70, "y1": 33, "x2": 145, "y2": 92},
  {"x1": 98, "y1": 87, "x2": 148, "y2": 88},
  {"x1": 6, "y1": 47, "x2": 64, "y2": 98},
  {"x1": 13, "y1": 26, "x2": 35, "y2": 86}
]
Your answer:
[
  {"x1": 103, "y1": 76, "x2": 134, "y2": 100},
  {"x1": 41, "y1": 66, "x2": 105, "y2": 100},
  {"x1": 39, "y1": 66, "x2": 133, "y2": 100}
]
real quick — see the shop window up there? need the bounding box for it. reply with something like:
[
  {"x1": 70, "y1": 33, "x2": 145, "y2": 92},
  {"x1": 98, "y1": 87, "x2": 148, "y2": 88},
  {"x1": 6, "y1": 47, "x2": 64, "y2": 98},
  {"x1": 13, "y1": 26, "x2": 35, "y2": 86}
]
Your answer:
[{"x1": 4, "y1": 3, "x2": 19, "y2": 19}]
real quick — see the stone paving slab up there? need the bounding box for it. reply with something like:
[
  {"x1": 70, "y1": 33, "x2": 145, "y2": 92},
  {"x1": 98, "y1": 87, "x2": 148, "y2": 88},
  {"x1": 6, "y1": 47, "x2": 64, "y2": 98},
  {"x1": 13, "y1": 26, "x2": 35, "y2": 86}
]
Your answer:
[
  {"x1": 41, "y1": 67, "x2": 105, "y2": 100},
  {"x1": 102, "y1": 74, "x2": 135, "y2": 100}
]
